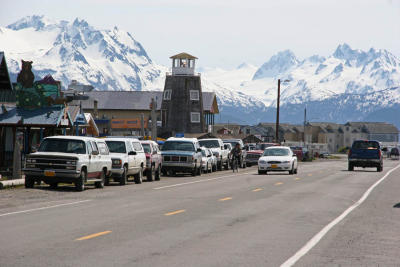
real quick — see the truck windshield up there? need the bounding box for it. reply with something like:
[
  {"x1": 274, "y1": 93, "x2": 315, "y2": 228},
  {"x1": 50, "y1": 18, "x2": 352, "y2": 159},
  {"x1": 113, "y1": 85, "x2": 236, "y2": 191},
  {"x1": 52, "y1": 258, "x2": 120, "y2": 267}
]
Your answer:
[
  {"x1": 352, "y1": 141, "x2": 379, "y2": 149},
  {"x1": 263, "y1": 148, "x2": 289, "y2": 156},
  {"x1": 199, "y1": 140, "x2": 220, "y2": 148},
  {"x1": 142, "y1": 143, "x2": 151, "y2": 153},
  {"x1": 162, "y1": 141, "x2": 195, "y2": 152},
  {"x1": 38, "y1": 139, "x2": 86, "y2": 154},
  {"x1": 105, "y1": 141, "x2": 126, "y2": 153}
]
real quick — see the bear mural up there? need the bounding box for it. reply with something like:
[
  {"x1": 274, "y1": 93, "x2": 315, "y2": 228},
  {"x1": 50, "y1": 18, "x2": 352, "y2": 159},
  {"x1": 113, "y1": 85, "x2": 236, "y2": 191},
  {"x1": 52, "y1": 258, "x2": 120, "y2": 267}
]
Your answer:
[{"x1": 14, "y1": 61, "x2": 66, "y2": 109}]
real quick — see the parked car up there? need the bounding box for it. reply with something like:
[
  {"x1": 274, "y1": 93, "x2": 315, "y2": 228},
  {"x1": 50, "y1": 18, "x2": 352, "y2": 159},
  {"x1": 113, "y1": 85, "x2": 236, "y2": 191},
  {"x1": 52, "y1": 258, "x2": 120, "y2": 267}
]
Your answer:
[
  {"x1": 348, "y1": 140, "x2": 383, "y2": 172},
  {"x1": 24, "y1": 136, "x2": 111, "y2": 191},
  {"x1": 245, "y1": 142, "x2": 280, "y2": 167},
  {"x1": 390, "y1": 147, "x2": 399, "y2": 160},
  {"x1": 105, "y1": 137, "x2": 146, "y2": 185},
  {"x1": 200, "y1": 147, "x2": 213, "y2": 173},
  {"x1": 258, "y1": 146, "x2": 298, "y2": 175},
  {"x1": 199, "y1": 138, "x2": 230, "y2": 170},
  {"x1": 161, "y1": 137, "x2": 203, "y2": 176},
  {"x1": 223, "y1": 139, "x2": 247, "y2": 168},
  {"x1": 140, "y1": 140, "x2": 162, "y2": 181}
]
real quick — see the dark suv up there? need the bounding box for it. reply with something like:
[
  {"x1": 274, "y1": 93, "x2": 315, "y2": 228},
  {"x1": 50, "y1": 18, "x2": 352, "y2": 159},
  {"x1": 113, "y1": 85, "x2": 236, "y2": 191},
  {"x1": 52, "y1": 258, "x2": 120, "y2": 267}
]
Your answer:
[{"x1": 348, "y1": 140, "x2": 383, "y2": 172}]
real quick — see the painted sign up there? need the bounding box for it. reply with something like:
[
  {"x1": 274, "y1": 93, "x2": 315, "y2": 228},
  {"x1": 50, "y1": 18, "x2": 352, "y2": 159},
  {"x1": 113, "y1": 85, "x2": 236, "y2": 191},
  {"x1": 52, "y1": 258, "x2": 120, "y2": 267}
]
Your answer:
[{"x1": 111, "y1": 118, "x2": 148, "y2": 129}]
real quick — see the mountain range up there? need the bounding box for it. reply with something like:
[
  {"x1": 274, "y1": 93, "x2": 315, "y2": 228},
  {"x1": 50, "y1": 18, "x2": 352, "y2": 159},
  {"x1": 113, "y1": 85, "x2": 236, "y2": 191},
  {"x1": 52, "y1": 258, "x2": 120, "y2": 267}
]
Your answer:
[{"x1": 1, "y1": 15, "x2": 400, "y2": 128}]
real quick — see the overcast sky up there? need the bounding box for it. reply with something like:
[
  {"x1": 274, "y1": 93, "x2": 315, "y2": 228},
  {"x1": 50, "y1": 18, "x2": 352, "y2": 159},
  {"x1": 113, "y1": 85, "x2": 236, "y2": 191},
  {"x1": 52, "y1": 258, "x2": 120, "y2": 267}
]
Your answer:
[{"x1": 1, "y1": 0, "x2": 400, "y2": 68}]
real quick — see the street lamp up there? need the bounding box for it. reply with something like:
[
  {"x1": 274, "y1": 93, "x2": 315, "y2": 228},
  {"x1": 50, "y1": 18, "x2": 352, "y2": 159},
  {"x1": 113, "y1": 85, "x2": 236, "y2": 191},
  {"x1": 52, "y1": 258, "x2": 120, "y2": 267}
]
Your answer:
[{"x1": 276, "y1": 79, "x2": 290, "y2": 143}]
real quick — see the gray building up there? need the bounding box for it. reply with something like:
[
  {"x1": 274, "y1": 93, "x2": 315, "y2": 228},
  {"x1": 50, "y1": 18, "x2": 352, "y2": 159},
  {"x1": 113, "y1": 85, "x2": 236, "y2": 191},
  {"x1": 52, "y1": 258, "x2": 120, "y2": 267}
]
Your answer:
[{"x1": 161, "y1": 53, "x2": 206, "y2": 136}]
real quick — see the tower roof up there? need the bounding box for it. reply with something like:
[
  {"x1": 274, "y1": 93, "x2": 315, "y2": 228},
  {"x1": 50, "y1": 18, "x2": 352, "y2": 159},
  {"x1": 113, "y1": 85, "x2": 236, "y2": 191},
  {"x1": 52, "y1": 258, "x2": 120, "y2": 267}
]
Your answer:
[{"x1": 170, "y1": 52, "x2": 198, "y2": 60}]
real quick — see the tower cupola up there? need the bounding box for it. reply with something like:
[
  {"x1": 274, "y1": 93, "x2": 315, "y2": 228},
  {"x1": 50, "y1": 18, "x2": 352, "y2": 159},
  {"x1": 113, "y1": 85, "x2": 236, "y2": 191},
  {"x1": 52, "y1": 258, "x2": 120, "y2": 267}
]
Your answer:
[{"x1": 170, "y1": 52, "x2": 197, "y2": 76}]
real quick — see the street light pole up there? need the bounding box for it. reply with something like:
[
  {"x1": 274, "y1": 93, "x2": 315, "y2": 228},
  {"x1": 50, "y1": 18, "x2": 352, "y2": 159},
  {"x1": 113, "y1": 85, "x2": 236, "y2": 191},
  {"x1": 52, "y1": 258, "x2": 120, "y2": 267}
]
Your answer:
[{"x1": 275, "y1": 79, "x2": 281, "y2": 143}]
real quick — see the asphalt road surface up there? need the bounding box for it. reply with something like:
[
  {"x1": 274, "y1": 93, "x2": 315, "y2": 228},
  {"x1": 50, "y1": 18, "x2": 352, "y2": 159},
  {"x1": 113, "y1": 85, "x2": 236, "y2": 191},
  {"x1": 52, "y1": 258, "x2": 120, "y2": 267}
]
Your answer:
[{"x1": 1, "y1": 158, "x2": 400, "y2": 267}]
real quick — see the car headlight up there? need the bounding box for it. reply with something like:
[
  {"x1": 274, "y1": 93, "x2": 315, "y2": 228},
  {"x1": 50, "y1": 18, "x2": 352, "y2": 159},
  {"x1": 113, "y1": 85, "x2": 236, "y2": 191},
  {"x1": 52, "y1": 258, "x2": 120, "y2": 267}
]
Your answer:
[
  {"x1": 259, "y1": 160, "x2": 267, "y2": 164},
  {"x1": 112, "y1": 159, "x2": 122, "y2": 166}
]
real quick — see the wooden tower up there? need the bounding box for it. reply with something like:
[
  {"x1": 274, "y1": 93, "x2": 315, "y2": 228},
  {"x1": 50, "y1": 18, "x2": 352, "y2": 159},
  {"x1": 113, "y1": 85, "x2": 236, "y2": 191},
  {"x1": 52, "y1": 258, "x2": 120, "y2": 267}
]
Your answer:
[{"x1": 160, "y1": 53, "x2": 205, "y2": 136}]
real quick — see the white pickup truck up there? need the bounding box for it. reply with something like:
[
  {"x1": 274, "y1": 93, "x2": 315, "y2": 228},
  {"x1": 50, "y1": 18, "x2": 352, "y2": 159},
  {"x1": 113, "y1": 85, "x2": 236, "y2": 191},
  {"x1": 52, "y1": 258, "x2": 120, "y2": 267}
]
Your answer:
[
  {"x1": 199, "y1": 138, "x2": 230, "y2": 171},
  {"x1": 24, "y1": 136, "x2": 112, "y2": 191},
  {"x1": 105, "y1": 137, "x2": 146, "y2": 185}
]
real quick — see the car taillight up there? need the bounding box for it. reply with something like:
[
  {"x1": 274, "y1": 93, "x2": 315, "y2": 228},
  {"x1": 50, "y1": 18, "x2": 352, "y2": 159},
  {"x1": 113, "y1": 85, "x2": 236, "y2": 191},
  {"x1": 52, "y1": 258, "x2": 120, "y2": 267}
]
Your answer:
[
  {"x1": 379, "y1": 150, "x2": 381, "y2": 158},
  {"x1": 348, "y1": 149, "x2": 352, "y2": 157}
]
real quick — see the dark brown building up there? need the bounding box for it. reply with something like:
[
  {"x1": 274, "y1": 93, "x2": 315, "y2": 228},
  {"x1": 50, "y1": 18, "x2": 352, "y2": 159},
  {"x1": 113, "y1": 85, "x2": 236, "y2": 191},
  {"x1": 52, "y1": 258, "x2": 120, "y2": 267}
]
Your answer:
[{"x1": 161, "y1": 53, "x2": 205, "y2": 136}]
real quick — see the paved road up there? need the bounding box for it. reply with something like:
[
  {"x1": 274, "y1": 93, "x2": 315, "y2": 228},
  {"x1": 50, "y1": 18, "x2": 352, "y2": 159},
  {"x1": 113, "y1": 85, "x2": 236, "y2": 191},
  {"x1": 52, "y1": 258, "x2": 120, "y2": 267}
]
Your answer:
[{"x1": 0, "y1": 158, "x2": 399, "y2": 266}]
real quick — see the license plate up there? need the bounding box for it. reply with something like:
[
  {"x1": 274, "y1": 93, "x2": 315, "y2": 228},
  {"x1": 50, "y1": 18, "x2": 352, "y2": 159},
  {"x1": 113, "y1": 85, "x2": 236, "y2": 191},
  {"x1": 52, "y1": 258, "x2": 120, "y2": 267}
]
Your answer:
[
  {"x1": 44, "y1": 170, "x2": 55, "y2": 177},
  {"x1": 271, "y1": 164, "x2": 278, "y2": 168}
]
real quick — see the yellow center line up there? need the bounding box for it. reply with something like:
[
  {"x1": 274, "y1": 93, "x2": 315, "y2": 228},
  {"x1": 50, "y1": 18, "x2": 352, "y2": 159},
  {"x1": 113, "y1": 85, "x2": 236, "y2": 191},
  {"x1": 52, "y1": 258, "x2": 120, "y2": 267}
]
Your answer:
[
  {"x1": 295, "y1": 177, "x2": 301, "y2": 180},
  {"x1": 275, "y1": 182, "x2": 283, "y2": 186},
  {"x1": 252, "y1": 188, "x2": 264, "y2": 192},
  {"x1": 308, "y1": 173, "x2": 313, "y2": 177},
  {"x1": 219, "y1": 197, "x2": 232, "y2": 201},
  {"x1": 164, "y1": 209, "x2": 186, "y2": 216},
  {"x1": 76, "y1": 231, "x2": 112, "y2": 241}
]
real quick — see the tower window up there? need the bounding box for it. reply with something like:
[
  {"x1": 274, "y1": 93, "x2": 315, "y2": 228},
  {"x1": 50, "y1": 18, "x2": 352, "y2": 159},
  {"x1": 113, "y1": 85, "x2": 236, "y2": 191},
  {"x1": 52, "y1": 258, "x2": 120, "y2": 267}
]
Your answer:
[
  {"x1": 164, "y1": 90, "x2": 172, "y2": 100},
  {"x1": 191, "y1": 112, "x2": 200, "y2": 123},
  {"x1": 190, "y1": 90, "x2": 199, "y2": 101}
]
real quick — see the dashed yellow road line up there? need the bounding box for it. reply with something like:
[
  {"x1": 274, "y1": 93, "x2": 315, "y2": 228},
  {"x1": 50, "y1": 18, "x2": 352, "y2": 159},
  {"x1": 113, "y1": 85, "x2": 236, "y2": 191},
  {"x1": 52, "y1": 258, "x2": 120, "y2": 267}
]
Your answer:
[
  {"x1": 295, "y1": 177, "x2": 301, "y2": 180},
  {"x1": 252, "y1": 188, "x2": 264, "y2": 192},
  {"x1": 165, "y1": 209, "x2": 186, "y2": 216},
  {"x1": 275, "y1": 182, "x2": 283, "y2": 186},
  {"x1": 308, "y1": 173, "x2": 313, "y2": 177},
  {"x1": 219, "y1": 197, "x2": 232, "y2": 201},
  {"x1": 76, "y1": 231, "x2": 112, "y2": 241}
]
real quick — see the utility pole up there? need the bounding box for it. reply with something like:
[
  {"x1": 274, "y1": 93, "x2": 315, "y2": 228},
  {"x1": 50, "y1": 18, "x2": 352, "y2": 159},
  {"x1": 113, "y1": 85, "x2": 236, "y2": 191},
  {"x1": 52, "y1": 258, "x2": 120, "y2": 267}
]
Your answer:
[
  {"x1": 275, "y1": 79, "x2": 281, "y2": 144},
  {"x1": 151, "y1": 98, "x2": 157, "y2": 142},
  {"x1": 304, "y1": 107, "x2": 306, "y2": 145},
  {"x1": 140, "y1": 113, "x2": 145, "y2": 138}
]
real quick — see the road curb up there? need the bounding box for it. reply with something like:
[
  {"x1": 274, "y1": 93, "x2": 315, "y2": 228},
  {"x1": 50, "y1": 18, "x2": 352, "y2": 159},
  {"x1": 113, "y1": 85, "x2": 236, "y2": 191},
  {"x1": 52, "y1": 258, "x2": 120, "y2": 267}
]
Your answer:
[{"x1": 0, "y1": 178, "x2": 25, "y2": 189}]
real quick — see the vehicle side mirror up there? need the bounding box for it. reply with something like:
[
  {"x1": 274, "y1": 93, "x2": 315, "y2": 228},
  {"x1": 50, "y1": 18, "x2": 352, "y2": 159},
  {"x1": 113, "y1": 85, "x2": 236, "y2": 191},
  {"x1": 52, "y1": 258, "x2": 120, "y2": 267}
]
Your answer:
[
  {"x1": 207, "y1": 154, "x2": 211, "y2": 157},
  {"x1": 221, "y1": 146, "x2": 224, "y2": 150},
  {"x1": 197, "y1": 148, "x2": 202, "y2": 153},
  {"x1": 129, "y1": 151, "x2": 137, "y2": 155}
]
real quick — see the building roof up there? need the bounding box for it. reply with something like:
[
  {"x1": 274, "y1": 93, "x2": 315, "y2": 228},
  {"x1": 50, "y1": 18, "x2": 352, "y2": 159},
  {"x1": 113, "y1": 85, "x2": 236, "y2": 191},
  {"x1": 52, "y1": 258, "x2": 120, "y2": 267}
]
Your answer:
[
  {"x1": 77, "y1": 90, "x2": 217, "y2": 113},
  {"x1": 346, "y1": 122, "x2": 399, "y2": 134},
  {"x1": 170, "y1": 53, "x2": 198, "y2": 60},
  {"x1": 0, "y1": 106, "x2": 72, "y2": 127}
]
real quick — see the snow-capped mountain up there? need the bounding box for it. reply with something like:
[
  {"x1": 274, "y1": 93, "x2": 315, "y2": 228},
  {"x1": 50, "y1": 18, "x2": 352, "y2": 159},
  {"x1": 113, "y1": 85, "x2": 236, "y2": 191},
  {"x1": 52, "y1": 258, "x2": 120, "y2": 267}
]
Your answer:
[
  {"x1": 2, "y1": 15, "x2": 400, "y2": 128},
  {"x1": 1, "y1": 15, "x2": 161, "y2": 91}
]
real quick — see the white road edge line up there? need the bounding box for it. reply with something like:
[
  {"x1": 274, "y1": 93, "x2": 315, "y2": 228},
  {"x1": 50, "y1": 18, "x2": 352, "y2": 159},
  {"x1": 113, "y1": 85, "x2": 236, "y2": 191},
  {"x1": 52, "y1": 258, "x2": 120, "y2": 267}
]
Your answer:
[
  {"x1": 280, "y1": 164, "x2": 400, "y2": 267},
  {"x1": 0, "y1": 200, "x2": 92, "y2": 217},
  {"x1": 153, "y1": 172, "x2": 253, "y2": 190}
]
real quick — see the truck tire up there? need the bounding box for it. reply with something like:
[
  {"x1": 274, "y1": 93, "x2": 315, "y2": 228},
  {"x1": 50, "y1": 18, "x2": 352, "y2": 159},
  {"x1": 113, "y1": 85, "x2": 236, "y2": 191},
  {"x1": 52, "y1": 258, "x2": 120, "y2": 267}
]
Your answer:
[
  {"x1": 75, "y1": 169, "x2": 86, "y2": 192},
  {"x1": 377, "y1": 165, "x2": 383, "y2": 172},
  {"x1": 155, "y1": 165, "x2": 161, "y2": 181},
  {"x1": 147, "y1": 165, "x2": 154, "y2": 182},
  {"x1": 95, "y1": 170, "x2": 105, "y2": 188},
  {"x1": 120, "y1": 166, "x2": 128, "y2": 186},
  {"x1": 134, "y1": 167, "x2": 143, "y2": 184},
  {"x1": 258, "y1": 169, "x2": 265, "y2": 175},
  {"x1": 192, "y1": 166, "x2": 197, "y2": 176},
  {"x1": 217, "y1": 159, "x2": 222, "y2": 171},
  {"x1": 348, "y1": 163, "x2": 354, "y2": 171},
  {"x1": 25, "y1": 176, "x2": 35, "y2": 188},
  {"x1": 197, "y1": 164, "x2": 202, "y2": 176}
]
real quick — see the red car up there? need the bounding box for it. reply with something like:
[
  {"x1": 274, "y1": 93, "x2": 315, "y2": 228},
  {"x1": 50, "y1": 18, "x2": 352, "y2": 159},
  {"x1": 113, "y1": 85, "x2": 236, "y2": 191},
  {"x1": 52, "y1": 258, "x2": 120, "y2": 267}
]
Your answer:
[
  {"x1": 246, "y1": 143, "x2": 280, "y2": 166},
  {"x1": 140, "y1": 140, "x2": 162, "y2": 181}
]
